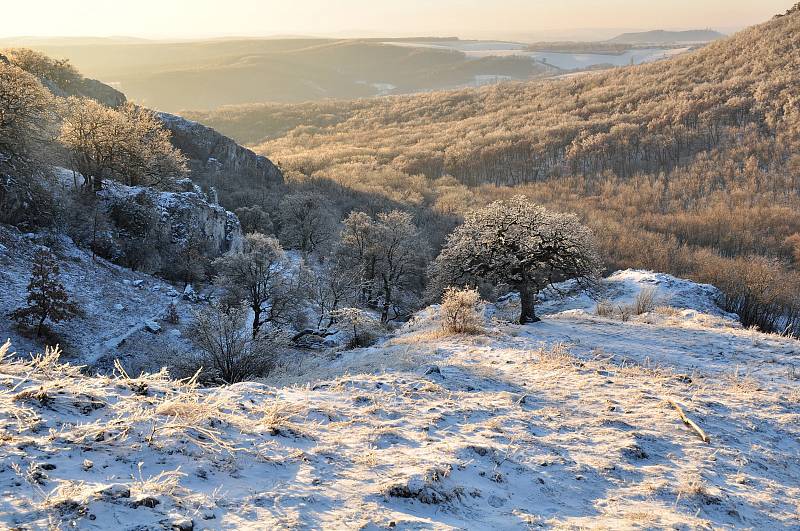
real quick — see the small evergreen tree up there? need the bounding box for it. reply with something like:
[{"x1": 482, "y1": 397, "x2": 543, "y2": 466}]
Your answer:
[{"x1": 10, "y1": 250, "x2": 82, "y2": 336}]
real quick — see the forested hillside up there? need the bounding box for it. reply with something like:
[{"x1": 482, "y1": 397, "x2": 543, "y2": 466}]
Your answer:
[{"x1": 185, "y1": 10, "x2": 800, "y2": 334}]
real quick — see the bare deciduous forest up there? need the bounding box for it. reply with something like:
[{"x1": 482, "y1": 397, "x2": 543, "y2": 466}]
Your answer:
[{"x1": 184, "y1": 12, "x2": 800, "y2": 334}]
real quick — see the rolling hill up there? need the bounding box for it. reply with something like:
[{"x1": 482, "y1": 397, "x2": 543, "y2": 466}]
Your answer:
[
  {"x1": 1, "y1": 38, "x2": 554, "y2": 111},
  {"x1": 608, "y1": 29, "x2": 725, "y2": 44}
]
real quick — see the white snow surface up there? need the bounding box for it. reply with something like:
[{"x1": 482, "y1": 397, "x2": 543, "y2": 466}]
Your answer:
[
  {"x1": 0, "y1": 225, "x2": 196, "y2": 371},
  {"x1": 382, "y1": 40, "x2": 691, "y2": 70},
  {"x1": 1, "y1": 258, "x2": 799, "y2": 529}
]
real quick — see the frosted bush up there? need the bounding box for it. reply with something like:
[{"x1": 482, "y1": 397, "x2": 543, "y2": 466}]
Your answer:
[{"x1": 440, "y1": 288, "x2": 485, "y2": 335}]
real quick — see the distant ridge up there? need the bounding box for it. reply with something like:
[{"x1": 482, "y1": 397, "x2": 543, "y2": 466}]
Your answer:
[{"x1": 608, "y1": 29, "x2": 725, "y2": 44}]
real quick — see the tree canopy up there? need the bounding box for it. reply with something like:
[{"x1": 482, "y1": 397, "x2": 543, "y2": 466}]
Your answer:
[{"x1": 431, "y1": 197, "x2": 600, "y2": 324}]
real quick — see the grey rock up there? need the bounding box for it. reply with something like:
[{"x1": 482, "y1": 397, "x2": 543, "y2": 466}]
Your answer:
[
  {"x1": 131, "y1": 495, "x2": 160, "y2": 508},
  {"x1": 424, "y1": 365, "x2": 442, "y2": 377},
  {"x1": 183, "y1": 284, "x2": 198, "y2": 302},
  {"x1": 144, "y1": 321, "x2": 162, "y2": 334},
  {"x1": 97, "y1": 484, "x2": 131, "y2": 499},
  {"x1": 158, "y1": 113, "x2": 283, "y2": 189},
  {"x1": 100, "y1": 183, "x2": 244, "y2": 264},
  {"x1": 164, "y1": 515, "x2": 194, "y2": 531}
]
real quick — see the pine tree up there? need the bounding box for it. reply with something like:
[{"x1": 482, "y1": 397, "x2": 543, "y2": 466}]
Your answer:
[{"x1": 10, "y1": 250, "x2": 82, "y2": 336}]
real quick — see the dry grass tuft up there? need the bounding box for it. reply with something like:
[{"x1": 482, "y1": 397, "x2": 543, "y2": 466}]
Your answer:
[
  {"x1": 595, "y1": 299, "x2": 615, "y2": 317},
  {"x1": 440, "y1": 288, "x2": 485, "y2": 335},
  {"x1": 258, "y1": 398, "x2": 308, "y2": 437},
  {"x1": 133, "y1": 463, "x2": 187, "y2": 498},
  {"x1": 633, "y1": 286, "x2": 658, "y2": 315},
  {"x1": 529, "y1": 342, "x2": 578, "y2": 370}
]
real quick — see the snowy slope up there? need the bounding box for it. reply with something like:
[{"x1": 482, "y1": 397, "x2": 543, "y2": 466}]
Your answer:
[
  {"x1": 1, "y1": 271, "x2": 799, "y2": 529},
  {"x1": 0, "y1": 224, "x2": 197, "y2": 372}
]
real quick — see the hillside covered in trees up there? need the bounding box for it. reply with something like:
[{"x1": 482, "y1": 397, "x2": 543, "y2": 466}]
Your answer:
[{"x1": 185, "y1": 9, "x2": 800, "y2": 335}]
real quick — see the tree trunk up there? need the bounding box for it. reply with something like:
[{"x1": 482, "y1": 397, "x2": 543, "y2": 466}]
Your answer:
[
  {"x1": 519, "y1": 283, "x2": 540, "y2": 325},
  {"x1": 252, "y1": 305, "x2": 262, "y2": 338},
  {"x1": 36, "y1": 313, "x2": 47, "y2": 337},
  {"x1": 381, "y1": 277, "x2": 392, "y2": 324}
]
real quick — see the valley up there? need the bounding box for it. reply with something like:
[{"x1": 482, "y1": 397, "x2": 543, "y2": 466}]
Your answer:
[{"x1": 1, "y1": 2, "x2": 799, "y2": 530}]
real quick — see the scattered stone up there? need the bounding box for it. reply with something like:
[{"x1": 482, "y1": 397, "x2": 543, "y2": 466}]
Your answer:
[
  {"x1": 131, "y1": 495, "x2": 160, "y2": 508},
  {"x1": 82, "y1": 459, "x2": 93, "y2": 470},
  {"x1": 622, "y1": 444, "x2": 649, "y2": 460},
  {"x1": 144, "y1": 320, "x2": 162, "y2": 334},
  {"x1": 97, "y1": 484, "x2": 131, "y2": 499},
  {"x1": 132, "y1": 279, "x2": 145, "y2": 287},
  {"x1": 488, "y1": 495, "x2": 506, "y2": 508},
  {"x1": 113, "y1": 304, "x2": 125, "y2": 312},
  {"x1": 424, "y1": 365, "x2": 442, "y2": 377},
  {"x1": 38, "y1": 463, "x2": 57, "y2": 471},
  {"x1": 163, "y1": 515, "x2": 193, "y2": 531}
]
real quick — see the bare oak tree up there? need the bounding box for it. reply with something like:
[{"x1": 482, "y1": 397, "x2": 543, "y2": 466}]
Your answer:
[
  {"x1": 213, "y1": 233, "x2": 305, "y2": 338},
  {"x1": 339, "y1": 210, "x2": 427, "y2": 323},
  {"x1": 278, "y1": 191, "x2": 337, "y2": 256}
]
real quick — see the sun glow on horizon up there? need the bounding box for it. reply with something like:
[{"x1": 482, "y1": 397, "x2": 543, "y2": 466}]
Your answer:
[{"x1": 2, "y1": 0, "x2": 791, "y2": 40}]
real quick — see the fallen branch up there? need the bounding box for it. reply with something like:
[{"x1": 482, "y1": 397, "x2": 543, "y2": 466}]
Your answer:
[{"x1": 668, "y1": 399, "x2": 710, "y2": 443}]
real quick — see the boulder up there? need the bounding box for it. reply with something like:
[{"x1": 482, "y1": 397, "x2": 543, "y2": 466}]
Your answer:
[
  {"x1": 144, "y1": 321, "x2": 162, "y2": 334},
  {"x1": 183, "y1": 284, "x2": 198, "y2": 302}
]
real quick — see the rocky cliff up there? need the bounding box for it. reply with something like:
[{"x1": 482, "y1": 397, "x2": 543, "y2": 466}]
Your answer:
[
  {"x1": 158, "y1": 112, "x2": 284, "y2": 189},
  {"x1": 74, "y1": 77, "x2": 127, "y2": 108},
  {"x1": 100, "y1": 177, "x2": 245, "y2": 260}
]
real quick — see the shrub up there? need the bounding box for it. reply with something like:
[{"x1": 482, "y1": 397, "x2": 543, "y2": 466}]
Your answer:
[
  {"x1": 186, "y1": 304, "x2": 283, "y2": 384},
  {"x1": 595, "y1": 299, "x2": 614, "y2": 317},
  {"x1": 165, "y1": 303, "x2": 179, "y2": 325},
  {"x1": 440, "y1": 287, "x2": 485, "y2": 335},
  {"x1": 633, "y1": 286, "x2": 658, "y2": 315},
  {"x1": 330, "y1": 307, "x2": 384, "y2": 348}
]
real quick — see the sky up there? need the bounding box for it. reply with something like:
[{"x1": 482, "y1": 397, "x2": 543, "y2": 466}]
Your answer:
[{"x1": 1, "y1": 0, "x2": 792, "y2": 40}]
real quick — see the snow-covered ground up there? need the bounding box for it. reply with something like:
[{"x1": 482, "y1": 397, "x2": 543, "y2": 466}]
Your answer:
[
  {"x1": 2, "y1": 269, "x2": 799, "y2": 529},
  {"x1": 0, "y1": 224, "x2": 197, "y2": 372}
]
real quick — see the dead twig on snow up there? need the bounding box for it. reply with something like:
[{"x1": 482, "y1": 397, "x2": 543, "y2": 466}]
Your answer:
[{"x1": 668, "y1": 399, "x2": 710, "y2": 444}]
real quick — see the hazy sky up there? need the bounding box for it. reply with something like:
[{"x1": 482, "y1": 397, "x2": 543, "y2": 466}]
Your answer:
[{"x1": 1, "y1": 0, "x2": 791, "y2": 39}]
